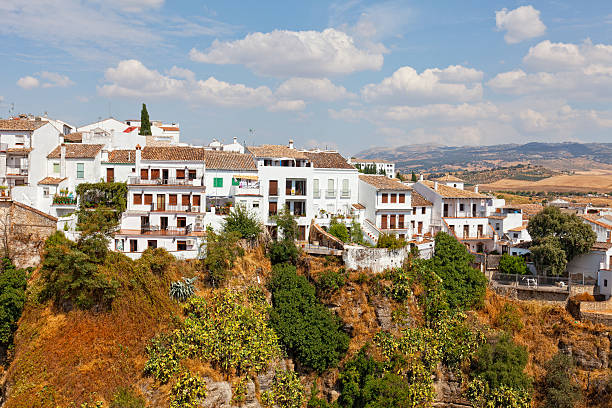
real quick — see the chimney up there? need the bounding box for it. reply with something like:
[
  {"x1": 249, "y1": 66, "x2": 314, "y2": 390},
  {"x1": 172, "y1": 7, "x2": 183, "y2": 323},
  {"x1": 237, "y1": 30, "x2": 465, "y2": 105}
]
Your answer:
[
  {"x1": 59, "y1": 134, "x2": 64, "y2": 145},
  {"x1": 434, "y1": 181, "x2": 438, "y2": 191},
  {"x1": 288, "y1": 139, "x2": 294, "y2": 149},
  {"x1": 60, "y1": 144, "x2": 66, "y2": 178},
  {"x1": 474, "y1": 185, "x2": 479, "y2": 193},
  {"x1": 135, "y1": 144, "x2": 142, "y2": 176},
  {"x1": 419, "y1": 174, "x2": 424, "y2": 182},
  {"x1": 233, "y1": 136, "x2": 237, "y2": 144}
]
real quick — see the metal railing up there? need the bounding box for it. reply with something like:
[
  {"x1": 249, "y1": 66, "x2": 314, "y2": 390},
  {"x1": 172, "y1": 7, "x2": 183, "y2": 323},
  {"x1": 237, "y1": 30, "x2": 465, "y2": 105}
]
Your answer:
[
  {"x1": 139, "y1": 224, "x2": 203, "y2": 236},
  {"x1": 340, "y1": 189, "x2": 350, "y2": 198},
  {"x1": 52, "y1": 195, "x2": 77, "y2": 205},
  {"x1": 325, "y1": 189, "x2": 336, "y2": 198},
  {"x1": 7, "y1": 167, "x2": 27, "y2": 176},
  {"x1": 129, "y1": 176, "x2": 199, "y2": 186},
  {"x1": 490, "y1": 272, "x2": 570, "y2": 290},
  {"x1": 149, "y1": 203, "x2": 201, "y2": 213}
]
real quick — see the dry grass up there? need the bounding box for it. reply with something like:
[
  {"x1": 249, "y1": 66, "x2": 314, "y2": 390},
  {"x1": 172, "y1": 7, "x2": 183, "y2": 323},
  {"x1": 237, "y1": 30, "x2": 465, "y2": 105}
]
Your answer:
[{"x1": 481, "y1": 171, "x2": 612, "y2": 193}]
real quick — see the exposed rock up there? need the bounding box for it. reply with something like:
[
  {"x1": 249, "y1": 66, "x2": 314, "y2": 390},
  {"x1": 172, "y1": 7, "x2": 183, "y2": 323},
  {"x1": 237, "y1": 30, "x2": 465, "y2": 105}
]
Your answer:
[
  {"x1": 242, "y1": 380, "x2": 261, "y2": 408},
  {"x1": 202, "y1": 379, "x2": 232, "y2": 407},
  {"x1": 433, "y1": 366, "x2": 470, "y2": 407},
  {"x1": 373, "y1": 299, "x2": 394, "y2": 331}
]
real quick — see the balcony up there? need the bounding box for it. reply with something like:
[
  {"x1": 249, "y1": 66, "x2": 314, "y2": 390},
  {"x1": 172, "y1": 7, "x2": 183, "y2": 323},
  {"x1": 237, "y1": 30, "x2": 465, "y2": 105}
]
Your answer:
[
  {"x1": 52, "y1": 195, "x2": 77, "y2": 206},
  {"x1": 325, "y1": 189, "x2": 336, "y2": 199},
  {"x1": 7, "y1": 167, "x2": 28, "y2": 176},
  {"x1": 128, "y1": 176, "x2": 202, "y2": 186},
  {"x1": 149, "y1": 203, "x2": 201, "y2": 213},
  {"x1": 139, "y1": 224, "x2": 204, "y2": 236},
  {"x1": 232, "y1": 183, "x2": 261, "y2": 196},
  {"x1": 340, "y1": 189, "x2": 351, "y2": 198}
]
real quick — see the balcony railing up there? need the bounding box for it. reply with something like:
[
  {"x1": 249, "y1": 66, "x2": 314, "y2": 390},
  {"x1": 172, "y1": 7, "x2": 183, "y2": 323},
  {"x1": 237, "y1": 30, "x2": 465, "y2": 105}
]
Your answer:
[
  {"x1": 340, "y1": 189, "x2": 350, "y2": 198},
  {"x1": 7, "y1": 167, "x2": 27, "y2": 176},
  {"x1": 325, "y1": 189, "x2": 336, "y2": 198},
  {"x1": 139, "y1": 224, "x2": 204, "y2": 236},
  {"x1": 52, "y1": 195, "x2": 77, "y2": 205},
  {"x1": 149, "y1": 203, "x2": 201, "y2": 213},
  {"x1": 128, "y1": 176, "x2": 200, "y2": 186}
]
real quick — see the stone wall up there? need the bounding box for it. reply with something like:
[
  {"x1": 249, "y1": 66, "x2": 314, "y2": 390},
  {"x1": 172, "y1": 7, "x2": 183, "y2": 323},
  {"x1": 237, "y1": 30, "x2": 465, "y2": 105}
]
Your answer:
[{"x1": 343, "y1": 245, "x2": 410, "y2": 273}]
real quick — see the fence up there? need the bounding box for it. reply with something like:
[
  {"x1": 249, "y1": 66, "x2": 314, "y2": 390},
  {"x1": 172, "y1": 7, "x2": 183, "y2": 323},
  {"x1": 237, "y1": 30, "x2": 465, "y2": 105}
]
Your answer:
[{"x1": 489, "y1": 272, "x2": 569, "y2": 290}]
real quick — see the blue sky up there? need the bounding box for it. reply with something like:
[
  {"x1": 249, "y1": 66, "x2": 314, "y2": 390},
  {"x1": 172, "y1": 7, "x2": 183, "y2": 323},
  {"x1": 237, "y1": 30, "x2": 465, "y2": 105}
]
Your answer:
[{"x1": 2, "y1": 1, "x2": 612, "y2": 154}]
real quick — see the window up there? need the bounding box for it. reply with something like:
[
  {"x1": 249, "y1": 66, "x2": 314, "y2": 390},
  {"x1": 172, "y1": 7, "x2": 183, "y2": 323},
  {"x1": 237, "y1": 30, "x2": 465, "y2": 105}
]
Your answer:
[
  {"x1": 605, "y1": 279, "x2": 608, "y2": 287},
  {"x1": 422, "y1": 207, "x2": 426, "y2": 215},
  {"x1": 130, "y1": 239, "x2": 138, "y2": 252},
  {"x1": 192, "y1": 195, "x2": 201, "y2": 206},
  {"x1": 177, "y1": 217, "x2": 186, "y2": 228},
  {"x1": 53, "y1": 163, "x2": 60, "y2": 174},
  {"x1": 133, "y1": 193, "x2": 142, "y2": 205},
  {"x1": 413, "y1": 207, "x2": 416, "y2": 214},
  {"x1": 398, "y1": 214, "x2": 405, "y2": 228},
  {"x1": 151, "y1": 169, "x2": 160, "y2": 179},
  {"x1": 269, "y1": 201, "x2": 278, "y2": 216},
  {"x1": 399, "y1": 194, "x2": 405, "y2": 203},
  {"x1": 459, "y1": 203, "x2": 465, "y2": 211},
  {"x1": 43, "y1": 187, "x2": 49, "y2": 197},
  {"x1": 140, "y1": 169, "x2": 149, "y2": 180},
  {"x1": 327, "y1": 179, "x2": 334, "y2": 195},
  {"x1": 177, "y1": 240, "x2": 187, "y2": 251},
  {"x1": 76, "y1": 163, "x2": 84, "y2": 179},
  {"x1": 182, "y1": 195, "x2": 190, "y2": 206},
  {"x1": 269, "y1": 180, "x2": 278, "y2": 196},
  {"x1": 144, "y1": 194, "x2": 153, "y2": 205},
  {"x1": 189, "y1": 170, "x2": 197, "y2": 180},
  {"x1": 313, "y1": 179, "x2": 320, "y2": 198},
  {"x1": 382, "y1": 193, "x2": 388, "y2": 203},
  {"x1": 342, "y1": 179, "x2": 349, "y2": 196},
  {"x1": 381, "y1": 215, "x2": 388, "y2": 229},
  {"x1": 390, "y1": 194, "x2": 397, "y2": 203},
  {"x1": 213, "y1": 177, "x2": 223, "y2": 187},
  {"x1": 496, "y1": 223, "x2": 500, "y2": 230},
  {"x1": 253, "y1": 201, "x2": 259, "y2": 208},
  {"x1": 176, "y1": 169, "x2": 185, "y2": 179},
  {"x1": 147, "y1": 240, "x2": 157, "y2": 249},
  {"x1": 169, "y1": 194, "x2": 177, "y2": 205}
]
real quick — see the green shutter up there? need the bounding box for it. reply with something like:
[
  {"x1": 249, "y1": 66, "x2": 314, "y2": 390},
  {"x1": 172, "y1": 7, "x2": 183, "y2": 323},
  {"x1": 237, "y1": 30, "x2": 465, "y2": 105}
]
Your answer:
[{"x1": 214, "y1": 177, "x2": 223, "y2": 187}]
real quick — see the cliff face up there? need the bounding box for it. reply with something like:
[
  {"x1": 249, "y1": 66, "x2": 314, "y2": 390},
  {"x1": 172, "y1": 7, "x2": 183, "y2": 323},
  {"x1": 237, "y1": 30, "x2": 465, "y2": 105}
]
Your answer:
[{"x1": 2, "y1": 247, "x2": 612, "y2": 407}]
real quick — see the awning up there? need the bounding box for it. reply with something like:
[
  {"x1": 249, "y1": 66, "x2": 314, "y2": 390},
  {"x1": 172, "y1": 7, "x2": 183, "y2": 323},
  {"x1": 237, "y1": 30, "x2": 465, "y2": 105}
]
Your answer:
[{"x1": 233, "y1": 174, "x2": 258, "y2": 181}]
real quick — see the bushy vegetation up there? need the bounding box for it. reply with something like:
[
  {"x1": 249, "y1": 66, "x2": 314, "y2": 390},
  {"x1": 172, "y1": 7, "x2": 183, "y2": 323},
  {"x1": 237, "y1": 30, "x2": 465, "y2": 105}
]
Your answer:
[
  {"x1": 145, "y1": 289, "x2": 281, "y2": 383},
  {"x1": 0, "y1": 258, "x2": 27, "y2": 354},
  {"x1": 140, "y1": 247, "x2": 174, "y2": 275},
  {"x1": 349, "y1": 219, "x2": 364, "y2": 244},
  {"x1": 376, "y1": 234, "x2": 406, "y2": 250},
  {"x1": 315, "y1": 268, "x2": 347, "y2": 295},
  {"x1": 541, "y1": 352, "x2": 581, "y2": 408},
  {"x1": 169, "y1": 277, "x2": 197, "y2": 302},
  {"x1": 268, "y1": 263, "x2": 349, "y2": 372},
  {"x1": 528, "y1": 206, "x2": 596, "y2": 275},
  {"x1": 110, "y1": 387, "x2": 145, "y2": 408},
  {"x1": 269, "y1": 207, "x2": 300, "y2": 265},
  {"x1": 498, "y1": 254, "x2": 529, "y2": 275},
  {"x1": 170, "y1": 371, "x2": 207, "y2": 408},
  {"x1": 329, "y1": 219, "x2": 349, "y2": 242},
  {"x1": 223, "y1": 204, "x2": 262, "y2": 241},
  {"x1": 262, "y1": 369, "x2": 306, "y2": 408},
  {"x1": 427, "y1": 232, "x2": 487, "y2": 310},
  {"x1": 39, "y1": 230, "x2": 119, "y2": 310},
  {"x1": 202, "y1": 229, "x2": 244, "y2": 286}
]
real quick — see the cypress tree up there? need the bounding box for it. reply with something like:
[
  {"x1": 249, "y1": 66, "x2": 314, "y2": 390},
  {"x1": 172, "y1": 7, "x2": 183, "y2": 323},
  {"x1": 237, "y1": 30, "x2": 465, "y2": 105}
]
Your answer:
[
  {"x1": 139, "y1": 103, "x2": 152, "y2": 136},
  {"x1": 411, "y1": 172, "x2": 418, "y2": 182}
]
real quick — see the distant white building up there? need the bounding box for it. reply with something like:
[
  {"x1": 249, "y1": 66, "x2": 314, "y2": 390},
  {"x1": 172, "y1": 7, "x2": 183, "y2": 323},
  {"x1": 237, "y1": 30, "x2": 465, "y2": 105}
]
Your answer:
[
  {"x1": 206, "y1": 137, "x2": 245, "y2": 153},
  {"x1": 348, "y1": 158, "x2": 395, "y2": 178}
]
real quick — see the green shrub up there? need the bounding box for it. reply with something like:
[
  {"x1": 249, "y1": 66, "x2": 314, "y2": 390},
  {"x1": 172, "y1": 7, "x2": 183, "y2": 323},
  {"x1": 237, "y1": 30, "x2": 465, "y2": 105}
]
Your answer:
[
  {"x1": 498, "y1": 254, "x2": 529, "y2": 275},
  {"x1": 471, "y1": 334, "x2": 531, "y2": 393},
  {"x1": 223, "y1": 204, "x2": 262, "y2": 241},
  {"x1": 338, "y1": 348, "x2": 382, "y2": 407},
  {"x1": 268, "y1": 264, "x2": 349, "y2": 372},
  {"x1": 202, "y1": 229, "x2": 244, "y2": 286},
  {"x1": 316, "y1": 269, "x2": 346, "y2": 294},
  {"x1": 349, "y1": 220, "x2": 364, "y2": 244},
  {"x1": 541, "y1": 352, "x2": 582, "y2": 408},
  {"x1": 361, "y1": 372, "x2": 420, "y2": 408},
  {"x1": 427, "y1": 232, "x2": 487, "y2": 311},
  {"x1": 262, "y1": 369, "x2": 306, "y2": 408},
  {"x1": 170, "y1": 371, "x2": 207, "y2": 408},
  {"x1": 268, "y1": 240, "x2": 299, "y2": 265},
  {"x1": 468, "y1": 378, "x2": 531, "y2": 408},
  {"x1": 495, "y1": 303, "x2": 523, "y2": 334},
  {"x1": 376, "y1": 234, "x2": 406, "y2": 250},
  {"x1": 329, "y1": 220, "x2": 349, "y2": 243},
  {"x1": 0, "y1": 258, "x2": 27, "y2": 353},
  {"x1": 110, "y1": 387, "x2": 145, "y2": 408},
  {"x1": 139, "y1": 247, "x2": 174, "y2": 275}
]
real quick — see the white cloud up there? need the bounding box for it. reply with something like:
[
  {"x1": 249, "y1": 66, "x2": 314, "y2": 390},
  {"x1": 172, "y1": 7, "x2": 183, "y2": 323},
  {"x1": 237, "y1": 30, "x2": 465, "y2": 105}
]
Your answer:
[
  {"x1": 267, "y1": 100, "x2": 307, "y2": 112},
  {"x1": 523, "y1": 40, "x2": 585, "y2": 71},
  {"x1": 276, "y1": 78, "x2": 354, "y2": 102},
  {"x1": 384, "y1": 102, "x2": 499, "y2": 122},
  {"x1": 17, "y1": 76, "x2": 40, "y2": 89},
  {"x1": 362, "y1": 65, "x2": 483, "y2": 104},
  {"x1": 495, "y1": 5, "x2": 546, "y2": 44},
  {"x1": 40, "y1": 71, "x2": 74, "y2": 88},
  {"x1": 99, "y1": 59, "x2": 275, "y2": 108},
  {"x1": 190, "y1": 28, "x2": 384, "y2": 77},
  {"x1": 99, "y1": 0, "x2": 164, "y2": 12}
]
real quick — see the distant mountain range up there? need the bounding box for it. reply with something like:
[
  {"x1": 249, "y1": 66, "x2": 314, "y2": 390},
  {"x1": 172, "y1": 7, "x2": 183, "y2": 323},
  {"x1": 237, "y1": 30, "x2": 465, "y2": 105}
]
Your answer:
[{"x1": 354, "y1": 142, "x2": 612, "y2": 173}]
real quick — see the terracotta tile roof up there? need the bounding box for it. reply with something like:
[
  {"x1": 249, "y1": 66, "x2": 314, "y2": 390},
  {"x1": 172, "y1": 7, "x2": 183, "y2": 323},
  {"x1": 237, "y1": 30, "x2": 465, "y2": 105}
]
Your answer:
[
  {"x1": 204, "y1": 151, "x2": 256, "y2": 170},
  {"x1": 593, "y1": 242, "x2": 612, "y2": 250},
  {"x1": 352, "y1": 203, "x2": 366, "y2": 210},
  {"x1": 303, "y1": 151, "x2": 354, "y2": 169},
  {"x1": 142, "y1": 146, "x2": 205, "y2": 161},
  {"x1": 38, "y1": 176, "x2": 67, "y2": 185},
  {"x1": 581, "y1": 215, "x2": 612, "y2": 230},
  {"x1": 124, "y1": 126, "x2": 138, "y2": 133},
  {"x1": 13, "y1": 201, "x2": 57, "y2": 222},
  {"x1": 508, "y1": 224, "x2": 528, "y2": 232},
  {"x1": 6, "y1": 148, "x2": 32, "y2": 154},
  {"x1": 434, "y1": 174, "x2": 464, "y2": 182},
  {"x1": 359, "y1": 175, "x2": 411, "y2": 191},
  {"x1": 421, "y1": 180, "x2": 486, "y2": 199},
  {"x1": 411, "y1": 191, "x2": 432, "y2": 207},
  {"x1": 47, "y1": 144, "x2": 104, "y2": 159},
  {"x1": 107, "y1": 149, "x2": 136, "y2": 163},
  {"x1": 247, "y1": 145, "x2": 308, "y2": 159},
  {"x1": 0, "y1": 119, "x2": 48, "y2": 131},
  {"x1": 64, "y1": 132, "x2": 83, "y2": 143},
  {"x1": 351, "y1": 158, "x2": 392, "y2": 164},
  {"x1": 160, "y1": 126, "x2": 179, "y2": 131}
]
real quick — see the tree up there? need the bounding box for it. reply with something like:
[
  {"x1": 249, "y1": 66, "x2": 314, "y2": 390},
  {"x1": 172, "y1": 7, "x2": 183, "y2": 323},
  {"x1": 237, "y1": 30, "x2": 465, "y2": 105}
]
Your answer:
[
  {"x1": 269, "y1": 207, "x2": 300, "y2": 265},
  {"x1": 541, "y1": 352, "x2": 582, "y2": 408},
  {"x1": 530, "y1": 236, "x2": 567, "y2": 276},
  {"x1": 376, "y1": 234, "x2": 406, "y2": 250},
  {"x1": 411, "y1": 172, "x2": 418, "y2": 182},
  {"x1": 139, "y1": 103, "x2": 152, "y2": 136},
  {"x1": 329, "y1": 218, "x2": 349, "y2": 242},
  {"x1": 396, "y1": 172, "x2": 404, "y2": 181},
  {"x1": 0, "y1": 258, "x2": 27, "y2": 356},
  {"x1": 349, "y1": 219, "x2": 364, "y2": 244},
  {"x1": 272, "y1": 206, "x2": 297, "y2": 241},
  {"x1": 223, "y1": 204, "x2": 262, "y2": 241},
  {"x1": 427, "y1": 232, "x2": 487, "y2": 310},
  {"x1": 528, "y1": 206, "x2": 595, "y2": 263},
  {"x1": 498, "y1": 254, "x2": 529, "y2": 275},
  {"x1": 202, "y1": 229, "x2": 244, "y2": 286}
]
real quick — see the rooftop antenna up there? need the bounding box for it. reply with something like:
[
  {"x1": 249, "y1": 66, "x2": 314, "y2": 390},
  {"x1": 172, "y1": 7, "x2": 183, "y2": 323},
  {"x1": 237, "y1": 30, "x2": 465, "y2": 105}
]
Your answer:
[
  {"x1": 249, "y1": 128, "x2": 255, "y2": 145},
  {"x1": 8, "y1": 103, "x2": 14, "y2": 118}
]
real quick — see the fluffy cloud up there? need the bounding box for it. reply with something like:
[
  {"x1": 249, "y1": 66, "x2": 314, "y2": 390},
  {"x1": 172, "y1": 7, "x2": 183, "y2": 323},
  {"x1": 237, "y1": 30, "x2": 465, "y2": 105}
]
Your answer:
[
  {"x1": 99, "y1": 59, "x2": 275, "y2": 108},
  {"x1": 495, "y1": 5, "x2": 546, "y2": 44},
  {"x1": 267, "y1": 100, "x2": 306, "y2": 112},
  {"x1": 276, "y1": 78, "x2": 354, "y2": 102},
  {"x1": 16, "y1": 76, "x2": 40, "y2": 89},
  {"x1": 489, "y1": 40, "x2": 612, "y2": 100},
  {"x1": 361, "y1": 65, "x2": 483, "y2": 104},
  {"x1": 384, "y1": 102, "x2": 499, "y2": 122},
  {"x1": 99, "y1": 0, "x2": 164, "y2": 12},
  {"x1": 189, "y1": 28, "x2": 383, "y2": 77},
  {"x1": 40, "y1": 71, "x2": 74, "y2": 88}
]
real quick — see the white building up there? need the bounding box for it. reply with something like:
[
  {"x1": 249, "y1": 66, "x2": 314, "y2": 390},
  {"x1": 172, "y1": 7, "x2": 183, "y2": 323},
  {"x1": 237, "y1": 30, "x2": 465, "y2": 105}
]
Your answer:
[
  {"x1": 581, "y1": 214, "x2": 612, "y2": 243},
  {"x1": 433, "y1": 174, "x2": 465, "y2": 190},
  {"x1": 349, "y1": 158, "x2": 395, "y2": 178},
  {"x1": 206, "y1": 137, "x2": 245, "y2": 153},
  {"x1": 358, "y1": 175, "x2": 433, "y2": 244}
]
